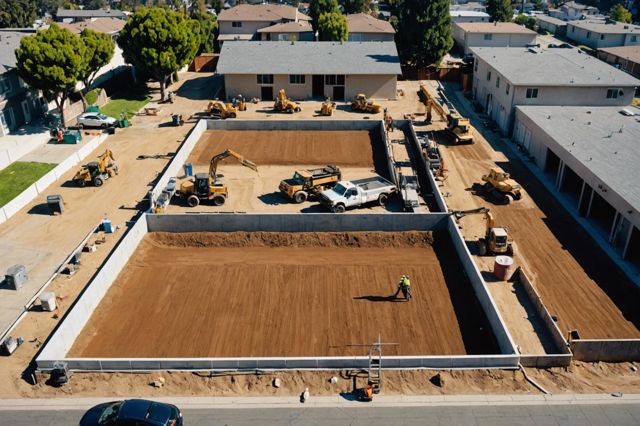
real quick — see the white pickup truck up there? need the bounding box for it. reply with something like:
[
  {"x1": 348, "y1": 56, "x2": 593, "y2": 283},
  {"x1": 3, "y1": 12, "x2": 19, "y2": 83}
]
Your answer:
[{"x1": 319, "y1": 176, "x2": 396, "y2": 213}]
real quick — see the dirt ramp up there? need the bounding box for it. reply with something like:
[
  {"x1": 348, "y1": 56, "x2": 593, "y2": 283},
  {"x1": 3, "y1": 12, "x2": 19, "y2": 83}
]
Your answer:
[{"x1": 148, "y1": 231, "x2": 434, "y2": 249}]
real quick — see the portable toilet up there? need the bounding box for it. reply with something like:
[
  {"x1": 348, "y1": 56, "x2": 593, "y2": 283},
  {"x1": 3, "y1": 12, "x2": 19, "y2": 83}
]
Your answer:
[
  {"x1": 102, "y1": 218, "x2": 113, "y2": 233},
  {"x1": 184, "y1": 162, "x2": 193, "y2": 177}
]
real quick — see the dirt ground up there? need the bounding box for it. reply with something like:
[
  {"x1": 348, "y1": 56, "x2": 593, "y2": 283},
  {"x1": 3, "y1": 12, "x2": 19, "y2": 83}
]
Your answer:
[
  {"x1": 431, "y1": 85, "x2": 640, "y2": 342},
  {"x1": 190, "y1": 130, "x2": 377, "y2": 167},
  {"x1": 69, "y1": 231, "x2": 498, "y2": 358}
]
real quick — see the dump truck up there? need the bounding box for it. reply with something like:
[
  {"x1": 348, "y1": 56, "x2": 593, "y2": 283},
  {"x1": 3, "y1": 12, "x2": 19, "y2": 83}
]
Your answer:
[
  {"x1": 319, "y1": 176, "x2": 396, "y2": 213},
  {"x1": 178, "y1": 149, "x2": 257, "y2": 207},
  {"x1": 420, "y1": 84, "x2": 473, "y2": 144},
  {"x1": 351, "y1": 94, "x2": 381, "y2": 114},
  {"x1": 453, "y1": 207, "x2": 514, "y2": 256},
  {"x1": 274, "y1": 89, "x2": 301, "y2": 113},
  {"x1": 320, "y1": 98, "x2": 336, "y2": 116},
  {"x1": 279, "y1": 165, "x2": 342, "y2": 203},
  {"x1": 73, "y1": 149, "x2": 118, "y2": 187},
  {"x1": 481, "y1": 168, "x2": 522, "y2": 204},
  {"x1": 206, "y1": 101, "x2": 237, "y2": 119}
]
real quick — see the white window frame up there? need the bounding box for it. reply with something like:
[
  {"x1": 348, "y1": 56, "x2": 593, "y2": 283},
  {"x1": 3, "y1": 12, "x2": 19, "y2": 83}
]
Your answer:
[
  {"x1": 606, "y1": 88, "x2": 621, "y2": 99},
  {"x1": 486, "y1": 71, "x2": 491, "y2": 81},
  {"x1": 324, "y1": 75, "x2": 345, "y2": 86},
  {"x1": 484, "y1": 33, "x2": 493, "y2": 40},
  {"x1": 289, "y1": 75, "x2": 306, "y2": 85},
  {"x1": 526, "y1": 88, "x2": 538, "y2": 99}
]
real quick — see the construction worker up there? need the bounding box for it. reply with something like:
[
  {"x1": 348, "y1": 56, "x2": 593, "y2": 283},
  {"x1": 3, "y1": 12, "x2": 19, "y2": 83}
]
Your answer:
[
  {"x1": 394, "y1": 275, "x2": 411, "y2": 301},
  {"x1": 361, "y1": 381, "x2": 374, "y2": 402}
]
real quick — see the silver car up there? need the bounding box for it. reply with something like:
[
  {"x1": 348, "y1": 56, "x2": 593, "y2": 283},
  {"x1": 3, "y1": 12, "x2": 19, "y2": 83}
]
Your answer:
[{"x1": 77, "y1": 112, "x2": 116, "y2": 128}]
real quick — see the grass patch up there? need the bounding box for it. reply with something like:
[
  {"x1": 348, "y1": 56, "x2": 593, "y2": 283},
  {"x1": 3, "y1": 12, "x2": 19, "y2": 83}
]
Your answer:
[
  {"x1": 100, "y1": 89, "x2": 151, "y2": 120},
  {"x1": 0, "y1": 162, "x2": 57, "y2": 208},
  {"x1": 85, "y1": 88, "x2": 101, "y2": 105}
]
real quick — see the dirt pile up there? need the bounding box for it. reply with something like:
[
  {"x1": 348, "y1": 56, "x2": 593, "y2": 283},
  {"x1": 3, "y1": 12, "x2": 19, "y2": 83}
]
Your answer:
[{"x1": 148, "y1": 231, "x2": 434, "y2": 249}]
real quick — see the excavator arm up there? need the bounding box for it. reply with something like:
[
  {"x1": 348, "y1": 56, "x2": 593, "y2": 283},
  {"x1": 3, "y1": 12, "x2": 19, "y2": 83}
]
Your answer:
[
  {"x1": 421, "y1": 85, "x2": 448, "y2": 123},
  {"x1": 97, "y1": 149, "x2": 115, "y2": 172},
  {"x1": 209, "y1": 149, "x2": 258, "y2": 180}
]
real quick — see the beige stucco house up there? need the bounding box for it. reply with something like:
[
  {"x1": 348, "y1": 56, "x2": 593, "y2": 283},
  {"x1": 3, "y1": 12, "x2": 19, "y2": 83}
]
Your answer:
[
  {"x1": 217, "y1": 4, "x2": 311, "y2": 42},
  {"x1": 346, "y1": 13, "x2": 395, "y2": 42},
  {"x1": 454, "y1": 22, "x2": 538, "y2": 54}
]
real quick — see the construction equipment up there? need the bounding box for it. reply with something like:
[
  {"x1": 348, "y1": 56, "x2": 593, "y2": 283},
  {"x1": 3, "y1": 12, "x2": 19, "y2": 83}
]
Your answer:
[
  {"x1": 420, "y1": 135, "x2": 445, "y2": 177},
  {"x1": 420, "y1": 84, "x2": 473, "y2": 144},
  {"x1": 206, "y1": 101, "x2": 237, "y2": 119},
  {"x1": 178, "y1": 149, "x2": 257, "y2": 207},
  {"x1": 320, "y1": 98, "x2": 336, "y2": 116},
  {"x1": 273, "y1": 89, "x2": 301, "y2": 113},
  {"x1": 481, "y1": 168, "x2": 522, "y2": 204},
  {"x1": 233, "y1": 95, "x2": 247, "y2": 111},
  {"x1": 453, "y1": 207, "x2": 514, "y2": 256},
  {"x1": 73, "y1": 149, "x2": 118, "y2": 187},
  {"x1": 279, "y1": 165, "x2": 341, "y2": 203},
  {"x1": 351, "y1": 94, "x2": 381, "y2": 114}
]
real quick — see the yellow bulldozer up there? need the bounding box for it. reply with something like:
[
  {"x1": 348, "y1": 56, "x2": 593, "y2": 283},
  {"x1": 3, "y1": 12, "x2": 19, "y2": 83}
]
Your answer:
[
  {"x1": 73, "y1": 149, "x2": 118, "y2": 187},
  {"x1": 453, "y1": 207, "x2": 514, "y2": 256},
  {"x1": 178, "y1": 149, "x2": 258, "y2": 207},
  {"x1": 420, "y1": 84, "x2": 473, "y2": 144},
  {"x1": 320, "y1": 97, "x2": 336, "y2": 116},
  {"x1": 351, "y1": 94, "x2": 381, "y2": 114},
  {"x1": 274, "y1": 89, "x2": 301, "y2": 113},
  {"x1": 206, "y1": 101, "x2": 237, "y2": 119},
  {"x1": 481, "y1": 168, "x2": 522, "y2": 204},
  {"x1": 279, "y1": 165, "x2": 342, "y2": 203}
]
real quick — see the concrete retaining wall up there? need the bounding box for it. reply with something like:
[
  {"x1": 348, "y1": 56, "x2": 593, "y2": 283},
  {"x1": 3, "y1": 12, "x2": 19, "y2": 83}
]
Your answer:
[
  {"x1": 446, "y1": 216, "x2": 517, "y2": 356},
  {"x1": 36, "y1": 216, "x2": 148, "y2": 370},
  {"x1": 571, "y1": 339, "x2": 640, "y2": 362},
  {"x1": 0, "y1": 133, "x2": 108, "y2": 225}
]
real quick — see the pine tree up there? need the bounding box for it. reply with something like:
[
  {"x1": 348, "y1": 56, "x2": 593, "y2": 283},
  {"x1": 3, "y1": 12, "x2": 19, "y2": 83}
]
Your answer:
[{"x1": 486, "y1": 0, "x2": 513, "y2": 22}]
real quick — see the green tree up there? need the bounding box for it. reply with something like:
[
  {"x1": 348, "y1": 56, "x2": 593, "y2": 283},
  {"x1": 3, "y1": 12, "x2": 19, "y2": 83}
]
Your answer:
[
  {"x1": 318, "y1": 11, "x2": 348, "y2": 41},
  {"x1": 609, "y1": 3, "x2": 632, "y2": 22},
  {"x1": 15, "y1": 24, "x2": 86, "y2": 125},
  {"x1": 192, "y1": 11, "x2": 218, "y2": 53},
  {"x1": 79, "y1": 29, "x2": 115, "y2": 92},
  {"x1": 486, "y1": 0, "x2": 513, "y2": 22},
  {"x1": 39, "y1": 0, "x2": 63, "y2": 16},
  {"x1": 61, "y1": 1, "x2": 78, "y2": 9},
  {"x1": 83, "y1": 0, "x2": 106, "y2": 8},
  {"x1": 342, "y1": 0, "x2": 370, "y2": 14},
  {"x1": 396, "y1": 0, "x2": 453, "y2": 67},
  {"x1": 0, "y1": 0, "x2": 38, "y2": 28},
  {"x1": 533, "y1": 0, "x2": 543, "y2": 10},
  {"x1": 118, "y1": 7, "x2": 200, "y2": 101},
  {"x1": 513, "y1": 14, "x2": 536, "y2": 30},
  {"x1": 309, "y1": 0, "x2": 339, "y2": 30}
]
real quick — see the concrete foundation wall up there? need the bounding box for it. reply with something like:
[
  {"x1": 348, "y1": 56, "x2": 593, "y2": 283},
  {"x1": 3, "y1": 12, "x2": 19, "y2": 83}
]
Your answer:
[{"x1": 571, "y1": 339, "x2": 640, "y2": 362}]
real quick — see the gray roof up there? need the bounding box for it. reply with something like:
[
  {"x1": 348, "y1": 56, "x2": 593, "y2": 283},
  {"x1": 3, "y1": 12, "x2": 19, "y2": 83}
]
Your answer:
[
  {"x1": 0, "y1": 29, "x2": 36, "y2": 73},
  {"x1": 535, "y1": 14, "x2": 568, "y2": 26},
  {"x1": 471, "y1": 47, "x2": 640, "y2": 86},
  {"x1": 56, "y1": 8, "x2": 126, "y2": 19},
  {"x1": 567, "y1": 20, "x2": 640, "y2": 34},
  {"x1": 516, "y1": 105, "x2": 640, "y2": 214},
  {"x1": 217, "y1": 41, "x2": 401, "y2": 75}
]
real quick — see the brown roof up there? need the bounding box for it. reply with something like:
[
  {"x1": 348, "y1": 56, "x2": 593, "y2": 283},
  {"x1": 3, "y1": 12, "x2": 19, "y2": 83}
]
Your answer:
[
  {"x1": 58, "y1": 17, "x2": 125, "y2": 35},
  {"x1": 598, "y1": 45, "x2": 640, "y2": 64},
  {"x1": 218, "y1": 4, "x2": 311, "y2": 22},
  {"x1": 346, "y1": 13, "x2": 395, "y2": 34},
  {"x1": 454, "y1": 22, "x2": 537, "y2": 35},
  {"x1": 257, "y1": 20, "x2": 313, "y2": 33}
]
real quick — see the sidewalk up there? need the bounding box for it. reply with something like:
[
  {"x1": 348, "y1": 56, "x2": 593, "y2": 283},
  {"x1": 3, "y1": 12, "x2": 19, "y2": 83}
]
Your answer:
[{"x1": 0, "y1": 123, "x2": 50, "y2": 171}]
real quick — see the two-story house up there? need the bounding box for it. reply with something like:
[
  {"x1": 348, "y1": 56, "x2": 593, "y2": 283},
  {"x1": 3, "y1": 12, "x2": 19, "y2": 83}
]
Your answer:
[
  {"x1": 453, "y1": 22, "x2": 538, "y2": 54},
  {"x1": 566, "y1": 20, "x2": 640, "y2": 50},
  {"x1": 217, "y1": 4, "x2": 311, "y2": 43},
  {"x1": 346, "y1": 13, "x2": 395, "y2": 41}
]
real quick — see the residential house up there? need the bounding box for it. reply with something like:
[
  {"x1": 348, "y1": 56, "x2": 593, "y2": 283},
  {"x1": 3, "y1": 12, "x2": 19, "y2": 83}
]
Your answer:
[
  {"x1": 0, "y1": 29, "x2": 47, "y2": 136},
  {"x1": 549, "y1": 1, "x2": 599, "y2": 20},
  {"x1": 55, "y1": 8, "x2": 126, "y2": 23},
  {"x1": 513, "y1": 105, "x2": 640, "y2": 269},
  {"x1": 470, "y1": 46, "x2": 640, "y2": 134},
  {"x1": 346, "y1": 13, "x2": 395, "y2": 42},
  {"x1": 217, "y1": 4, "x2": 311, "y2": 43},
  {"x1": 598, "y1": 45, "x2": 640, "y2": 79},
  {"x1": 536, "y1": 15, "x2": 568, "y2": 37},
  {"x1": 453, "y1": 22, "x2": 538, "y2": 54},
  {"x1": 450, "y1": 11, "x2": 490, "y2": 24},
  {"x1": 217, "y1": 41, "x2": 401, "y2": 101},
  {"x1": 257, "y1": 21, "x2": 314, "y2": 41},
  {"x1": 566, "y1": 20, "x2": 640, "y2": 49}
]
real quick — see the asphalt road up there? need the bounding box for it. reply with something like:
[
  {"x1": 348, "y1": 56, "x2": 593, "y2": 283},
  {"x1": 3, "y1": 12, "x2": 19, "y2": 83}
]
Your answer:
[{"x1": 1, "y1": 404, "x2": 640, "y2": 426}]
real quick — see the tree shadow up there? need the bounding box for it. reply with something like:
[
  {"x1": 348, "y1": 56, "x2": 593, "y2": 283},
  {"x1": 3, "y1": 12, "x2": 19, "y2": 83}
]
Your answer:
[{"x1": 175, "y1": 75, "x2": 221, "y2": 100}]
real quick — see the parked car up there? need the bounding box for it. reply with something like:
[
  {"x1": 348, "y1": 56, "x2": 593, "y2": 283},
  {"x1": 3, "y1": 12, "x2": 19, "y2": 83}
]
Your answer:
[
  {"x1": 77, "y1": 112, "x2": 116, "y2": 129},
  {"x1": 79, "y1": 399, "x2": 183, "y2": 426}
]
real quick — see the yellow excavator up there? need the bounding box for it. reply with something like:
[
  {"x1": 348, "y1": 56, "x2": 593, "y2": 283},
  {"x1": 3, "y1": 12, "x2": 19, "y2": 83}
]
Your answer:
[
  {"x1": 274, "y1": 89, "x2": 301, "y2": 113},
  {"x1": 453, "y1": 207, "x2": 514, "y2": 256},
  {"x1": 73, "y1": 149, "x2": 118, "y2": 187},
  {"x1": 178, "y1": 149, "x2": 257, "y2": 207},
  {"x1": 351, "y1": 93, "x2": 381, "y2": 114},
  {"x1": 320, "y1": 97, "x2": 336, "y2": 116},
  {"x1": 206, "y1": 101, "x2": 237, "y2": 119},
  {"x1": 481, "y1": 168, "x2": 522, "y2": 204},
  {"x1": 420, "y1": 84, "x2": 473, "y2": 144}
]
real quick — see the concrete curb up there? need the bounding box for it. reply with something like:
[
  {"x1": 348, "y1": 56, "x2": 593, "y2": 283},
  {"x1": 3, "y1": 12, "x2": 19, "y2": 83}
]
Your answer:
[{"x1": 0, "y1": 394, "x2": 638, "y2": 411}]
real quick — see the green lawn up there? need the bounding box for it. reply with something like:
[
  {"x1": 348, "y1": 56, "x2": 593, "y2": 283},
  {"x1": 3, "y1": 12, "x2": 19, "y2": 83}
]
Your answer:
[
  {"x1": 100, "y1": 90, "x2": 151, "y2": 120},
  {"x1": 0, "y1": 162, "x2": 57, "y2": 208}
]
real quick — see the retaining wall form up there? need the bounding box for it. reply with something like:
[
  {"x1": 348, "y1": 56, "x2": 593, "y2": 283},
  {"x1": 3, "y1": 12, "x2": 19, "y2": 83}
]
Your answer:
[
  {"x1": 571, "y1": 339, "x2": 640, "y2": 362},
  {"x1": 36, "y1": 212, "x2": 519, "y2": 371}
]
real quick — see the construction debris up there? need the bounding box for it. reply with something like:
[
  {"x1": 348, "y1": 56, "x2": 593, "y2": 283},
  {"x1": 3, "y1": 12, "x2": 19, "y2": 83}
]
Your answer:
[
  {"x1": 272, "y1": 378, "x2": 281, "y2": 388},
  {"x1": 150, "y1": 377, "x2": 166, "y2": 388}
]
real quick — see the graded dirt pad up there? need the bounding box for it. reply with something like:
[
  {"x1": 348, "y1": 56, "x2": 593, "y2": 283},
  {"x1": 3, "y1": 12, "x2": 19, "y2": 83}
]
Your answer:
[
  {"x1": 69, "y1": 231, "x2": 499, "y2": 358},
  {"x1": 189, "y1": 130, "x2": 377, "y2": 167}
]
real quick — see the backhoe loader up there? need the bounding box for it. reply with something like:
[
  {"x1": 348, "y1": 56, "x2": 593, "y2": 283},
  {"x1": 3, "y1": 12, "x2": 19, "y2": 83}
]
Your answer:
[
  {"x1": 205, "y1": 101, "x2": 237, "y2": 119},
  {"x1": 420, "y1": 84, "x2": 473, "y2": 144},
  {"x1": 73, "y1": 149, "x2": 118, "y2": 187},
  {"x1": 274, "y1": 89, "x2": 301, "y2": 113},
  {"x1": 453, "y1": 207, "x2": 514, "y2": 256}
]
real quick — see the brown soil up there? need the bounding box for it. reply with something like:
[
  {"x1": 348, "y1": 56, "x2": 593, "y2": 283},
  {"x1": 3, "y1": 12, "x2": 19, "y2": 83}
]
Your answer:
[
  {"x1": 68, "y1": 231, "x2": 498, "y2": 358},
  {"x1": 189, "y1": 130, "x2": 377, "y2": 167}
]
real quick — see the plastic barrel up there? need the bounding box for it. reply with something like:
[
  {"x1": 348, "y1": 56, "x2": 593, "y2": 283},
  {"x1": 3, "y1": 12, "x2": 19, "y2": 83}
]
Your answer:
[{"x1": 493, "y1": 256, "x2": 515, "y2": 281}]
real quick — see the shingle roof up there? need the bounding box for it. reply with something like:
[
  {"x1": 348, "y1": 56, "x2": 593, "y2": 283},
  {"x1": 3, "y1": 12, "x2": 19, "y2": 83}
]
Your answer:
[
  {"x1": 218, "y1": 4, "x2": 310, "y2": 22},
  {"x1": 471, "y1": 47, "x2": 640, "y2": 86},
  {"x1": 0, "y1": 29, "x2": 36, "y2": 73},
  {"x1": 346, "y1": 13, "x2": 395, "y2": 34},
  {"x1": 568, "y1": 20, "x2": 640, "y2": 34},
  {"x1": 598, "y1": 45, "x2": 640, "y2": 64},
  {"x1": 56, "y1": 8, "x2": 126, "y2": 19},
  {"x1": 58, "y1": 17, "x2": 125, "y2": 35},
  {"x1": 516, "y1": 105, "x2": 640, "y2": 215},
  {"x1": 455, "y1": 22, "x2": 538, "y2": 35},
  {"x1": 217, "y1": 41, "x2": 401, "y2": 75},
  {"x1": 257, "y1": 20, "x2": 313, "y2": 33}
]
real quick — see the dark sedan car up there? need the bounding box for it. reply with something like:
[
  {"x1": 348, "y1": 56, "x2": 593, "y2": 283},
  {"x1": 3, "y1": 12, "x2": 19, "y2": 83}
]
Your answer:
[{"x1": 80, "y1": 399, "x2": 183, "y2": 426}]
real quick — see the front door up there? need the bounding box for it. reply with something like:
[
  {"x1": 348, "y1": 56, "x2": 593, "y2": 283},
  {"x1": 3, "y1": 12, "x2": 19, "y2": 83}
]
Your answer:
[
  {"x1": 261, "y1": 86, "x2": 273, "y2": 101},
  {"x1": 332, "y1": 86, "x2": 345, "y2": 101},
  {"x1": 21, "y1": 100, "x2": 31, "y2": 124},
  {"x1": 312, "y1": 75, "x2": 324, "y2": 98}
]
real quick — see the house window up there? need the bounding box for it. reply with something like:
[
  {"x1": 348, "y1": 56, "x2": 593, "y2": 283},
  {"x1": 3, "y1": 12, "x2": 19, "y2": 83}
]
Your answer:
[
  {"x1": 600, "y1": 34, "x2": 605, "y2": 40},
  {"x1": 526, "y1": 88, "x2": 538, "y2": 99},
  {"x1": 631, "y1": 35, "x2": 638, "y2": 42},
  {"x1": 257, "y1": 74, "x2": 273, "y2": 85},
  {"x1": 348, "y1": 33, "x2": 362, "y2": 41},
  {"x1": 0, "y1": 77, "x2": 11, "y2": 94},
  {"x1": 571, "y1": 26, "x2": 575, "y2": 32},
  {"x1": 474, "y1": 60, "x2": 478, "y2": 72},
  {"x1": 606, "y1": 88, "x2": 621, "y2": 99},
  {"x1": 587, "y1": 31, "x2": 591, "y2": 39},
  {"x1": 232, "y1": 21, "x2": 242, "y2": 28},
  {"x1": 506, "y1": 84, "x2": 510, "y2": 95},
  {"x1": 484, "y1": 33, "x2": 493, "y2": 40},
  {"x1": 496, "y1": 76, "x2": 500, "y2": 88},
  {"x1": 325, "y1": 75, "x2": 345, "y2": 86},
  {"x1": 486, "y1": 71, "x2": 491, "y2": 81},
  {"x1": 289, "y1": 75, "x2": 305, "y2": 85}
]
